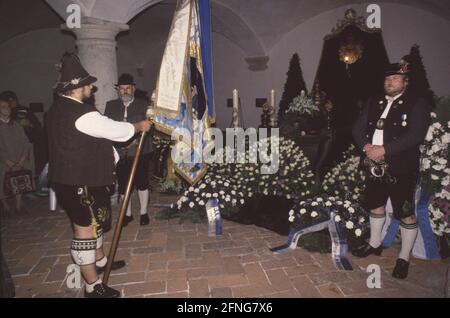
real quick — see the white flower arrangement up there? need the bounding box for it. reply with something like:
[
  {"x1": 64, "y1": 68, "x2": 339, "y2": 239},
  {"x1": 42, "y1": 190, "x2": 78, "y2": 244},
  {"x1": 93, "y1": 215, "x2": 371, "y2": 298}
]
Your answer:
[
  {"x1": 322, "y1": 145, "x2": 366, "y2": 202},
  {"x1": 428, "y1": 175, "x2": 450, "y2": 237},
  {"x1": 319, "y1": 149, "x2": 371, "y2": 235},
  {"x1": 254, "y1": 137, "x2": 315, "y2": 200},
  {"x1": 420, "y1": 118, "x2": 450, "y2": 197},
  {"x1": 285, "y1": 92, "x2": 320, "y2": 117},
  {"x1": 289, "y1": 196, "x2": 331, "y2": 228},
  {"x1": 420, "y1": 110, "x2": 450, "y2": 239},
  {"x1": 174, "y1": 136, "x2": 315, "y2": 219},
  {"x1": 289, "y1": 192, "x2": 368, "y2": 240},
  {"x1": 333, "y1": 200, "x2": 368, "y2": 238}
]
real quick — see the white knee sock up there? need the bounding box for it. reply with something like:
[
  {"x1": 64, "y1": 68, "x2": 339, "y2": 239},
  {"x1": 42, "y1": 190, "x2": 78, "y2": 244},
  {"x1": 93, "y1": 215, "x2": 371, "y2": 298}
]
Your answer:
[
  {"x1": 138, "y1": 190, "x2": 149, "y2": 216},
  {"x1": 369, "y1": 212, "x2": 386, "y2": 248},
  {"x1": 121, "y1": 195, "x2": 132, "y2": 217},
  {"x1": 85, "y1": 278, "x2": 102, "y2": 293},
  {"x1": 96, "y1": 256, "x2": 107, "y2": 268},
  {"x1": 399, "y1": 222, "x2": 418, "y2": 261}
]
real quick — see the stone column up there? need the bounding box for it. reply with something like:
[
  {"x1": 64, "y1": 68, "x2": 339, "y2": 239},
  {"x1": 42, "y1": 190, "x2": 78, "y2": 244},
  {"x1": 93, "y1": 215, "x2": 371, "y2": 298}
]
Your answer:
[{"x1": 64, "y1": 17, "x2": 129, "y2": 113}]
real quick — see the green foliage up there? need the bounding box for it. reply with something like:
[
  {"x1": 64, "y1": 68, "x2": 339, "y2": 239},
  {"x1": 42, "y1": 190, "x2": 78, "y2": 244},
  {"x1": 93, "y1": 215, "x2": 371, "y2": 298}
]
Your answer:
[
  {"x1": 433, "y1": 95, "x2": 450, "y2": 124},
  {"x1": 278, "y1": 53, "x2": 307, "y2": 124},
  {"x1": 159, "y1": 178, "x2": 186, "y2": 194}
]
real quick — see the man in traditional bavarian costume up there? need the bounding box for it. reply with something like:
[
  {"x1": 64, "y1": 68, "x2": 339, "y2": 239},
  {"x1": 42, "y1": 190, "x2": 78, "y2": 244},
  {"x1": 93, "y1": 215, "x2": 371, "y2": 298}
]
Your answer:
[
  {"x1": 352, "y1": 62, "x2": 431, "y2": 279},
  {"x1": 46, "y1": 53, "x2": 152, "y2": 297},
  {"x1": 105, "y1": 74, "x2": 153, "y2": 227}
]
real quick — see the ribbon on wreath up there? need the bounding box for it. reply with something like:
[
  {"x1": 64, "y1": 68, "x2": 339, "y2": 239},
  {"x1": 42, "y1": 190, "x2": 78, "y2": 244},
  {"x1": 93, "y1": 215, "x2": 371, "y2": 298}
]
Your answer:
[
  {"x1": 270, "y1": 220, "x2": 329, "y2": 253},
  {"x1": 271, "y1": 212, "x2": 353, "y2": 270},
  {"x1": 328, "y1": 210, "x2": 353, "y2": 270},
  {"x1": 381, "y1": 186, "x2": 440, "y2": 260},
  {"x1": 206, "y1": 198, "x2": 222, "y2": 236}
]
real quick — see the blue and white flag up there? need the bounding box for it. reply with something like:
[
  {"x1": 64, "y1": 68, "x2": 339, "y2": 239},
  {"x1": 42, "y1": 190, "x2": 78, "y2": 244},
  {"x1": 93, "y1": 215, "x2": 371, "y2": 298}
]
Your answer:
[{"x1": 154, "y1": 0, "x2": 215, "y2": 185}]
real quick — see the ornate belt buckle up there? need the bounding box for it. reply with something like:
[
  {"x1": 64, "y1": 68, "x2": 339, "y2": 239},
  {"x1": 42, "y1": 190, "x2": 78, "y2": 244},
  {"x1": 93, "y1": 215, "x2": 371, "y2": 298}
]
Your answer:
[
  {"x1": 363, "y1": 157, "x2": 387, "y2": 179},
  {"x1": 370, "y1": 164, "x2": 385, "y2": 178}
]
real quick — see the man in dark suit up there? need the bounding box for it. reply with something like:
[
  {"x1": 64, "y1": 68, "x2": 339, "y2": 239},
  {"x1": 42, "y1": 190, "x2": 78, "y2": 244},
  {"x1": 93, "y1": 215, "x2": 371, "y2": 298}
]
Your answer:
[
  {"x1": 352, "y1": 62, "x2": 431, "y2": 279},
  {"x1": 105, "y1": 74, "x2": 153, "y2": 226}
]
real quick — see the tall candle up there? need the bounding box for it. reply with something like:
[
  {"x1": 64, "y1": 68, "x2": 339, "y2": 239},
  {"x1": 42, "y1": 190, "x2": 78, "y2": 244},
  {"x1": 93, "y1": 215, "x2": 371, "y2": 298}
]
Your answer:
[
  {"x1": 270, "y1": 89, "x2": 276, "y2": 127},
  {"x1": 270, "y1": 89, "x2": 275, "y2": 108},
  {"x1": 232, "y1": 89, "x2": 239, "y2": 111}
]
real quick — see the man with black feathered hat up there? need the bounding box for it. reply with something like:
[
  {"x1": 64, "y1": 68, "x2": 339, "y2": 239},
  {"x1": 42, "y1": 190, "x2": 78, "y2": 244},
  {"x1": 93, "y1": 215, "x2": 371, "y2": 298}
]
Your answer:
[
  {"x1": 46, "y1": 53, "x2": 152, "y2": 297},
  {"x1": 352, "y1": 62, "x2": 431, "y2": 279}
]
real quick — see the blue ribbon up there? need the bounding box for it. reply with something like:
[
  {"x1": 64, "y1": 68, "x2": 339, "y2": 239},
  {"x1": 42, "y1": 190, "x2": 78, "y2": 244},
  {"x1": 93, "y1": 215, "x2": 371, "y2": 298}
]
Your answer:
[
  {"x1": 329, "y1": 211, "x2": 353, "y2": 271},
  {"x1": 382, "y1": 187, "x2": 440, "y2": 260},
  {"x1": 270, "y1": 220, "x2": 329, "y2": 253},
  {"x1": 381, "y1": 218, "x2": 400, "y2": 248},
  {"x1": 416, "y1": 191, "x2": 441, "y2": 259},
  {"x1": 271, "y1": 212, "x2": 353, "y2": 271}
]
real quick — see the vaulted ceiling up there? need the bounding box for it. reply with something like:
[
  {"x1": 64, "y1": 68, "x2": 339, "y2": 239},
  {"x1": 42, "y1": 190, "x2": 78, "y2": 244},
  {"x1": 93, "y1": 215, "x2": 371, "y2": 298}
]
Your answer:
[{"x1": 1, "y1": 0, "x2": 449, "y2": 52}]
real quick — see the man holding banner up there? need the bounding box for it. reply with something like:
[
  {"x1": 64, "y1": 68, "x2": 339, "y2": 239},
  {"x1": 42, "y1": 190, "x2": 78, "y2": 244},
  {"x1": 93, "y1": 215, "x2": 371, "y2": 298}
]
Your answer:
[{"x1": 47, "y1": 53, "x2": 151, "y2": 297}]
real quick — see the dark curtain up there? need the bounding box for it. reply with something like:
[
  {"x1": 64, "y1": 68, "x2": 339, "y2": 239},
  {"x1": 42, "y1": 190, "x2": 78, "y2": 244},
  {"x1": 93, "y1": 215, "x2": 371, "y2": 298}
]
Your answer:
[{"x1": 316, "y1": 25, "x2": 390, "y2": 163}]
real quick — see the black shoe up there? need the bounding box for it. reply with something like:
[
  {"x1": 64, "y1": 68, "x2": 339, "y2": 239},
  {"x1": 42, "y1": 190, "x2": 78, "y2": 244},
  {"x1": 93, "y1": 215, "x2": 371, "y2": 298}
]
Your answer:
[
  {"x1": 96, "y1": 260, "x2": 126, "y2": 274},
  {"x1": 84, "y1": 283, "x2": 121, "y2": 298},
  {"x1": 123, "y1": 215, "x2": 133, "y2": 227},
  {"x1": 140, "y1": 214, "x2": 149, "y2": 226},
  {"x1": 392, "y1": 258, "x2": 409, "y2": 279},
  {"x1": 352, "y1": 242, "x2": 383, "y2": 258}
]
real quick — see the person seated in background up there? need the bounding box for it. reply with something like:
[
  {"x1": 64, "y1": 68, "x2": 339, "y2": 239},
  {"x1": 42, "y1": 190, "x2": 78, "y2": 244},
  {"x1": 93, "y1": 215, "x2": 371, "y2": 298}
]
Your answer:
[
  {"x1": 0, "y1": 91, "x2": 47, "y2": 178},
  {"x1": 0, "y1": 96, "x2": 34, "y2": 216}
]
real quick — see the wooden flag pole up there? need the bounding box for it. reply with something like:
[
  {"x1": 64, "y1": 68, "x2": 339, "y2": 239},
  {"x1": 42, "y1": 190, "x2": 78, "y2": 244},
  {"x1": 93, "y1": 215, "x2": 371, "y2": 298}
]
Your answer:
[{"x1": 103, "y1": 114, "x2": 153, "y2": 284}]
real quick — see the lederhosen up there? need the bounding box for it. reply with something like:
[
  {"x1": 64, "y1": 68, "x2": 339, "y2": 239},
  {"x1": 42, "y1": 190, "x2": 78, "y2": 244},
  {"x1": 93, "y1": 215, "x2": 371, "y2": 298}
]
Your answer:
[
  {"x1": 359, "y1": 92, "x2": 430, "y2": 220},
  {"x1": 46, "y1": 96, "x2": 115, "y2": 265}
]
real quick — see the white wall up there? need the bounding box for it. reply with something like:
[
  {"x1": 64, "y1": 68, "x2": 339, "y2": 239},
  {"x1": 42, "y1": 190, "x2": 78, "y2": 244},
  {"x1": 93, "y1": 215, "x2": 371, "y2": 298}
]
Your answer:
[
  {"x1": 212, "y1": 33, "x2": 269, "y2": 129},
  {"x1": 0, "y1": 28, "x2": 75, "y2": 122}
]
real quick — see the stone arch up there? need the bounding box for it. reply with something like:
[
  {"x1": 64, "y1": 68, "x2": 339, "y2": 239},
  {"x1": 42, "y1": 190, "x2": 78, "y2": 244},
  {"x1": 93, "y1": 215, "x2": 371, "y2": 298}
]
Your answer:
[
  {"x1": 46, "y1": 0, "x2": 268, "y2": 70},
  {"x1": 211, "y1": 1, "x2": 267, "y2": 70},
  {"x1": 125, "y1": 0, "x2": 269, "y2": 71}
]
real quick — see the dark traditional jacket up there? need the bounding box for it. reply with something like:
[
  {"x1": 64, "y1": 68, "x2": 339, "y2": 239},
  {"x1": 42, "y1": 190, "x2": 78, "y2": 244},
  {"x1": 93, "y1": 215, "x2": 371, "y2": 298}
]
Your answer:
[
  {"x1": 104, "y1": 98, "x2": 152, "y2": 158},
  {"x1": 46, "y1": 96, "x2": 115, "y2": 186},
  {"x1": 352, "y1": 90, "x2": 431, "y2": 175}
]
